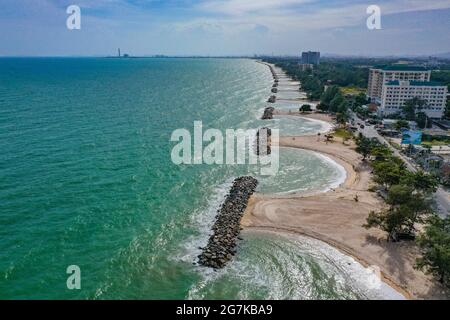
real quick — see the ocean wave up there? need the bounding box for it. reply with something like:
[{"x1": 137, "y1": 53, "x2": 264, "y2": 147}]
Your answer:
[{"x1": 187, "y1": 229, "x2": 405, "y2": 300}]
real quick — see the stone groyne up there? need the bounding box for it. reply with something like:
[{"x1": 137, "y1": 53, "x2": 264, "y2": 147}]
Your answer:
[
  {"x1": 198, "y1": 177, "x2": 259, "y2": 269},
  {"x1": 261, "y1": 106, "x2": 275, "y2": 120},
  {"x1": 255, "y1": 127, "x2": 272, "y2": 156}
]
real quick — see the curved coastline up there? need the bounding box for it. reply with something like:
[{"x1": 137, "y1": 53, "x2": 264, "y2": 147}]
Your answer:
[
  {"x1": 243, "y1": 226, "x2": 410, "y2": 300},
  {"x1": 256, "y1": 146, "x2": 348, "y2": 198},
  {"x1": 245, "y1": 60, "x2": 440, "y2": 300},
  {"x1": 243, "y1": 130, "x2": 411, "y2": 298},
  {"x1": 273, "y1": 114, "x2": 333, "y2": 135}
]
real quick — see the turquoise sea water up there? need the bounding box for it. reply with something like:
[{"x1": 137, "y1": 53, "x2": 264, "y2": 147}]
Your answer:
[{"x1": 0, "y1": 58, "x2": 401, "y2": 299}]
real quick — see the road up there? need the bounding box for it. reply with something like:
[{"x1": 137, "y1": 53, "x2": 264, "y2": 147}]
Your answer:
[{"x1": 350, "y1": 112, "x2": 449, "y2": 217}]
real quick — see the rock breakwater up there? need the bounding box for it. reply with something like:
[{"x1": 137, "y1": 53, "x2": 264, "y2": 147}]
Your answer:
[
  {"x1": 261, "y1": 106, "x2": 275, "y2": 120},
  {"x1": 255, "y1": 127, "x2": 272, "y2": 156},
  {"x1": 198, "y1": 177, "x2": 258, "y2": 269}
]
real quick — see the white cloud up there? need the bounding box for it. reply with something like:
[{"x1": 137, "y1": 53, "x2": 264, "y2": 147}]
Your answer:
[
  {"x1": 192, "y1": 0, "x2": 450, "y2": 32},
  {"x1": 199, "y1": 0, "x2": 314, "y2": 15}
]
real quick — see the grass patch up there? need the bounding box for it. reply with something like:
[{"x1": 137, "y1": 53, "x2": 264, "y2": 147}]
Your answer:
[
  {"x1": 340, "y1": 87, "x2": 367, "y2": 96},
  {"x1": 333, "y1": 128, "x2": 353, "y2": 139}
]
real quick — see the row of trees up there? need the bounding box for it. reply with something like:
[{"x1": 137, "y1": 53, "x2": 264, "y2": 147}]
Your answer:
[
  {"x1": 265, "y1": 59, "x2": 369, "y2": 101},
  {"x1": 317, "y1": 85, "x2": 368, "y2": 125},
  {"x1": 265, "y1": 58, "x2": 450, "y2": 121},
  {"x1": 354, "y1": 135, "x2": 449, "y2": 286},
  {"x1": 317, "y1": 85, "x2": 350, "y2": 124}
]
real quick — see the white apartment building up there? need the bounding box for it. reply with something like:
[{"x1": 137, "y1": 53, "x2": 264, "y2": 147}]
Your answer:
[
  {"x1": 368, "y1": 66, "x2": 431, "y2": 102},
  {"x1": 380, "y1": 80, "x2": 447, "y2": 119}
]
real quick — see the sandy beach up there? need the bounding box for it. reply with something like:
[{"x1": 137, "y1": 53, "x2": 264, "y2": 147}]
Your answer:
[{"x1": 243, "y1": 63, "x2": 448, "y2": 300}]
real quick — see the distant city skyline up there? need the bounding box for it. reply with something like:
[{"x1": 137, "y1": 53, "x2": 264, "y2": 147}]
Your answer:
[{"x1": 1, "y1": 0, "x2": 450, "y2": 57}]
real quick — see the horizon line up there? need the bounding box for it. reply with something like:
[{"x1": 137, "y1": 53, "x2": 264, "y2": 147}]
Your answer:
[{"x1": 1, "y1": 54, "x2": 450, "y2": 60}]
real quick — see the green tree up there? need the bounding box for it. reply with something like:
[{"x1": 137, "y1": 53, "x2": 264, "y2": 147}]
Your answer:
[
  {"x1": 355, "y1": 136, "x2": 373, "y2": 160},
  {"x1": 400, "y1": 171, "x2": 439, "y2": 194},
  {"x1": 336, "y1": 112, "x2": 349, "y2": 125},
  {"x1": 355, "y1": 92, "x2": 368, "y2": 107},
  {"x1": 385, "y1": 184, "x2": 432, "y2": 234},
  {"x1": 329, "y1": 92, "x2": 345, "y2": 113},
  {"x1": 395, "y1": 120, "x2": 410, "y2": 131},
  {"x1": 416, "y1": 216, "x2": 450, "y2": 286},
  {"x1": 416, "y1": 112, "x2": 432, "y2": 129},
  {"x1": 316, "y1": 103, "x2": 328, "y2": 112},
  {"x1": 365, "y1": 208, "x2": 402, "y2": 241},
  {"x1": 372, "y1": 160, "x2": 407, "y2": 189},
  {"x1": 300, "y1": 104, "x2": 312, "y2": 113},
  {"x1": 320, "y1": 85, "x2": 340, "y2": 108},
  {"x1": 365, "y1": 184, "x2": 433, "y2": 241},
  {"x1": 371, "y1": 145, "x2": 393, "y2": 162},
  {"x1": 338, "y1": 100, "x2": 348, "y2": 111},
  {"x1": 403, "y1": 97, "x2": 427, "y2": 121}
]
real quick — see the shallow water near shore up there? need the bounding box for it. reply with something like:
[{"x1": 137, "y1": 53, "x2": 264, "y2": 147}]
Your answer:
[
  {"x1": 257, "y1": 147, "x2": 346, "y2": 195},
  {"x1": 187, "y1": 230, "x2": 405, "y2": 300},
  {"x1": 243, "y1": 115, "x2": 330, "y2": 137},
  {"x1": 0, "y1": 58, "x2": 400, "y2": 299}
]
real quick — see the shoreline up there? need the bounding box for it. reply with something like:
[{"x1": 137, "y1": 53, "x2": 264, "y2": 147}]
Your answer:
[
  {"x1": 274, "y1": 113, "x2": 334, "y2": 135},
  {"x1": 245, "y1": 61, "x2": 446, "y2": 300},
  {"x1": 243, "y1": 226, "x2": 410, "y2": 300}
]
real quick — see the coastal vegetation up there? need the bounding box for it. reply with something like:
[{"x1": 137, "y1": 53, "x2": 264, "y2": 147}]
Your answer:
[
  {"x1": 300, "y1": 104, "x2": 312, "y2": 113},
  {"x1": 357, "y1": 136, "x2": 438, "y2": 239},
  {"x1": 263, "y1": 58, "x2": 369, "y2": 101},
  {"x1": 395, "y1": 120, "x2": 410, "y2": 131},
  {"x1": 379, "y1": 97, "x2": 434, "y2": 128},
  {"x1": 402, "y1": 97, "x2": 433, "y2": 129},
  {"x1": 416, "y1": 216, "x2": 450, "y2": 287},
  {"x1": 333, "y1": 128, "x2": 353, "y2": 140},
  {"x1": 353, "y1": 136, "x2": 449, "y2": 287}
]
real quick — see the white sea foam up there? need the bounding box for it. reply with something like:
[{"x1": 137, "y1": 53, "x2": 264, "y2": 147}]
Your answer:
[
  {"x1": 175, "y1": 178, "x2": 234, "y2": 266},
  {"x1": 313, "y1": 151, "x2": 347, "y2": 192},
  {"x1": 295, "y1": 115, "x2": 334, "y2": 134}
]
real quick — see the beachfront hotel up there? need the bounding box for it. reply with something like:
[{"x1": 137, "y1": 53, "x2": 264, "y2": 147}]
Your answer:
[
  {"x1": 379, "y1": 80, "x2": 447, "y2": 119},
  {"x1": 301, "y1": 51, "x2": 320, "y2": 65},
  {"x1": 368, "y1": 66, "x2": 431, "y2": 102}
]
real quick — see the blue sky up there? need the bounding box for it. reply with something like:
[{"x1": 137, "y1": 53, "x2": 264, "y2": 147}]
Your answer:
[{"x1": 0, "y1": 0, "x2": 449, "y2": 56}]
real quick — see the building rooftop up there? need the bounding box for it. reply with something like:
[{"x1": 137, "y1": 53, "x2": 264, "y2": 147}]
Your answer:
[
  {"x1": 373, "y1": 65, "x2": 428, "y2": 72},
  {"x1": 385, "y1": 80, "x2": 445, "y2": 87}
]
